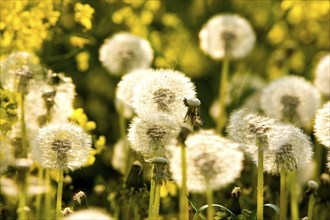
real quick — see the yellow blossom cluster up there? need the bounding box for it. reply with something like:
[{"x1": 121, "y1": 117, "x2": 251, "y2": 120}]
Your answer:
[
  {"x1": 74, "y1": 3, "x2": 95, "y2": 30},
  {"x1": 0, "y1": 1, "x2": 60, "y2": 55}
]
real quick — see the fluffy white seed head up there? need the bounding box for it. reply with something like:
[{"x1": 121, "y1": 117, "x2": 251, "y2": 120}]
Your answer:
[
  {"x1": 199, "y1": 14, "x2": 255, "y2": 59},
  {"x1": 111, "y1": 139, "x2": 128, "y2": 174},
  {"x1": 314, "y1": 102, "x2": 330, "y2": 148},
  {"x1": 63, "y1": 208, "x2": 114, "y2": 220},
  {"x1": 0, "y1": 52, "x2": 44, "y2": 93},
  {"x1": 115, "y1": 68, "x2": 154, "y2": 118},
  {"x1": 227, "y1": 108, "x2": 276, "y2": 153},
  {"x1": 99, "y1": 32, "x2": 153, "y2": 76},
  {"x1": 167, "y1": 130, "x2": 243, "y2": 193},
  {"x1": 314, "y1": 54, "x2": 330, "y2": 96},
  {"x1": 262, "y1": 123, "x2": 313, "y2": 174},
  {"x1": 132, "y1": 69, "x2": 196, "y2": 121},
  {"x1": 127, "y1": 114, "x2": 180, "y2": 161},
  {"x1": 261, "y1": 76, "x2": 321, "y2": 128},
  {"x1": 32, "y1": 123, "x2": 92, "y2": 171}
]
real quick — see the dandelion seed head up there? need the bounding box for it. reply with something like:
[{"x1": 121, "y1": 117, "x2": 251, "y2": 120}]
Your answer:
[
  {"x1": 168, "y1": 130, "x2": 243, "y2": 193},
  {"x1": 127, "y1": 115, "x2": 180, "y2": 161},
  {"x1": 99, "y1": 32, "x2": 153, "y2": 76},
  {"x1": 132, "y1": 69, "x2": 196, "y2": 121},
  {"x1": 314, "y1": 54, "x2": 330, "y2": 96},
  {"x1": 115, "y1": 69, "x2": 154, "y2": 118},
  {"x1": 0, "y1": 52, "x2": 44, "y2": 93},
  {"x1": 261, "y1": 76, "x2": 321, "y2": 127},
  {"x1": 63, "y1": 208, "x2": 113, "y2": 220},
  {"x1": 262, "y1": 123, "x2": 313, "y2": 174},
  {"x1": 32, "y1": 123, "x2": 92, "y2": 170},
  {"x1": 111, "y1": 139, "x2": 128, "y2": 174},
  {"x1": 314, "y1": 102, "x2": 330, "y2": 147},
  {"x1": 199, "y1": 14, "x2": 255, "y2": 59}
]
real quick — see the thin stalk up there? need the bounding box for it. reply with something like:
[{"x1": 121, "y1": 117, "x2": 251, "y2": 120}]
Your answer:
[
  {"x1": 290, "y1": 172, "x2": 299, "y2": 220},
  {"x1": 257, "y1": 149, "x2": 264, "y2": 220},
  {"x1": 118, "y1": 102, "x2": 131, "y2": 175},
  {"x1": 44, "y1": 169, "x2": 52, "y2": 218},
  {"x1": 20, "y1": 93, "x2": 27, "y2": 157},
  {"x1": 206, "y1": 179, "x2": 214, "y2": 220},
  {"x1": 279, "y1": 168, "x2": 286, "y2": 220},
  {"x1": 148, "y1": 164, "x2": 161, "y2": 219},
  {"x1": 307, "y1": 192, "x2": 315, "y2": 220},
  {"x1": 179, "y1": 143, "x2": 189, "y2": 220},
  {"x1": 35, "y1": 166, "x2": 44, "y2": 220},
  {"x1": 17, "y1": 169, "x2": 28, "y2": 220},
  {"x1": 216, "y1": 54, "x2": 229, "y2": 133},
  {"x1": 56, "y1": 169, "x2": 64, "y2": 219},
  {"x1": 313, "y1": 143, "x2": 323, "y2": 181}
]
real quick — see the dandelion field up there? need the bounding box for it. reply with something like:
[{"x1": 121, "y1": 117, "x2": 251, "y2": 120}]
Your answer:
[{"x1": 0, "y1": 1, "x2": 329, "y2": 220}]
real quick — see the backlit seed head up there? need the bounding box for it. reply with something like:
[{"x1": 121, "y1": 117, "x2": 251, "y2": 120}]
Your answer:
[
  {"x1": 99, "y1": 32, "x2": 153, "y2": 76},
  {"x1": 63, "y1": 208, "x2": 113, "y2": 220},
  {"x1": 127, "y1": 114, "x2": 180, "y2": 161},
  {"x1": 261, "y1": 76, "x2": 321, "y2": 127},
  {"x1": 32, "y1": 123, "x2": 92, "y2": 170},
  {"x1": 0, "y1": 52, "x2": 44, "y2": 94},
  {"x1": 199, "y1": 14, "x2": 255, "y2": 59},
  {"x1": 262, "y1": 123, "x2": 313, "y2": 174},
  {"x1": 168, "y1": 130, "x2": 243, "y2": 193},
  {"x1": 307, "y1": 180, "x2": 318, "y2": 190},
  {"x1": 314, "y1": 54, "x2": 330, "y2": 96},
  {"x1": 314, "y1": 102, "x2": 330, "y2": 148},
  {"x1": 132, "y1": 69, "x2": 196, "y2": 121},
  {"x1": 115, "y1": 69, "x2": 154, "y2": 118}
]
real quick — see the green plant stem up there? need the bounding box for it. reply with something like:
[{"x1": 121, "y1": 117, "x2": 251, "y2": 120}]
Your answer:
[
  {"x1": 307, "y1": 192, "x2": 315, "y2": 220},
  {"x1": 206, "y1": 179, "x2": 214, "y2": 220},
  {"x1": 17, "y1": 169, "x2": 28, "y2": 220},
  {"x1": 35, "y1": 166, "x2": 44, "y2": 220},
  {"x1": 20, "y1": 93, "x2": 28, "y2": 157},
  {"x1": 290, "y1": 172, "x2": 299, "y2": 220},
  {"x1": 148, "y1": 164, "x2": 161, "y2": 220},
  {"x1": 257, "y1": 149, "x2": 264, "y2": 220},
  {"x1": 313, "y1": 143, "x2": 323, "y2": 181},
  {"x1": 179, "y1": 143, "x2": 189, "y2": 220},
  {"x1": 280, "y1": 168, "x2": 286, "y2": 220},
  {"x1": 44, "y1": 169, "x2": 52, "y2": 218},
  {"x1": 216, "y1": 54, "x2": 229, "y2": 133},
  {"x1": 56, "y1": 169, "x2": 64, "y2": 219},
  {"x1": 118, "y1": 102, "x2": 131, "y2": 175}
]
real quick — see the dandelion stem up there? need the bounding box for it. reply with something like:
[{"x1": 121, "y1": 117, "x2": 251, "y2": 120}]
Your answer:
[
  {"x1": 307, "y1": 192, "x2": 315, "y2": 220},
  {"x1": 179, "y1": 143, "x2": 189, "y2": 219},
  {"x1": 216, "y1": 53, "x2": 229, "y2": 133},
  {"x1": 148, "y1": 164, "x2": 161, "y2": 219},
  {"x1": 56, "y1": 169, "x2": 64, "y2": 219},
  {"x1": 35, "y1": 166, "x2": 44, "y2": 220},
  {"x1": 280, "y1": 168, "x2": 287, "y2": 220},
  {"x1": 290, "y1": 172, "x2": 299, "y2": 220},
  {"x1": 313, "y1": 143, "x2": 323, "y2": 181},
  {"x1": 206, "y1": 179, "x2": 214, "y2": 220},
  {"x1": 17, "y1": 169, "x2": 28, "y2": 220},
  {"x1": 257, "y1": 149, "x2": 264, "y2": 220},
  {"x1": 44, "y1": 169, "x2": 52, "y2": 218},
  {"x1": 118, "y1": 102, "x2": 131, "y2": 175}
]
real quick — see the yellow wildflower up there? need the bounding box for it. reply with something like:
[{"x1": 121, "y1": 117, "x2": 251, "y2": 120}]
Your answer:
[{"x1": 74, "y1": 3, "x2": 94, "y2": 30}]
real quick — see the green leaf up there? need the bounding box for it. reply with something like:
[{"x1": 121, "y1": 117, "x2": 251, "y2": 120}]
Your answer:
[
  {"x1": 247, "y1": 203, "x2": 280, "y2": 220},
  {"x1": 193, "y1": 204, "x2": 238, "y2": 220}
]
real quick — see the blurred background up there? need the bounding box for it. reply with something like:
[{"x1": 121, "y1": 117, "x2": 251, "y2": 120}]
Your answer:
[{"x1": 1, "y1": 0, "x2": 329, "y2": 218}]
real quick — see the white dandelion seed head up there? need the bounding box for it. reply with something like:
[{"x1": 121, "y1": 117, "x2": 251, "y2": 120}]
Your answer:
[
  {"x1": 111, "y1": 139, "x2": 128, "y2": 174},
  {"x1": 115, "y1": 68, "x2": 154, "y2": 118},
  {"x1": 0, "y1": 52, "x2": 44, "y2": 93},
  {"x1": 168, "y1": 130, "x2": 244, "y2": 193},
  {"x1": 99, "y1": 32, "x2": 153, "y2": 76},
  {"x1": 261, "y1": 76, "x2": 321, "y2": 128},
  {"x1": 199, "y1": 14, "x2": 255, "y2": 60},
  {"x1": 314, "y1": 54, "x2": 330, "y2": 96},
  {"x1": 314, "y1": 102, "x2": 330, "y2": 148},
  {"x1": 63, "y1": 208, "x2": 114, "y2": 220},
  {"x1": 32, "y1": 123, "x2": 92, "y2": 171},
  {"x1": 127, "y1": 114, "x2": 180, "y2": 161},
  {"x1": 262, "y1": 123, "x2": 313, "y2": 174},
  {"x1": 227, "y1": 108, "x2": 276, "y2": 153},
  {"x1": 132, "y1": 69, "x2": 196, "y2": 121}
]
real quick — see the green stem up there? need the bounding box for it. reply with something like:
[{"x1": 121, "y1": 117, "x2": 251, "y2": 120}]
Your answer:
[
  {"x1": 257, "y1": 149, "x2": 264, "y2": 220},
  {"x1": 56, "y1": 169, "x2": 64, "y2": 219},
  {"x1": 35, "y1": 166, "x2": 44, "y2": 220},
  {"x1": 313, "y1": 143, "x2": 323, "y2": 181},
  {"x1": 148, "y1": 163, "x2": 161, "y2": 219},
  {"x1": 20, "y1": 93, "x2": 27, "y2": 157},
  {"x1": 17, "y1": 169, "x2": 28, "y2": 220},
  {"x1": 44, "y1": 169, "x2": 52, "y2": 218},
  {"x1": 206, "y1": 180, "x2": 214, "y2": 220},
  {"x1": 290, "y1": 172, "x2": 299, "y2": 220},
  {"x1": 307, "y1": 193, "x2": 315, "y2": 220},
  {"x1": 216, "y1": 54, "x2": 229, "y2": 133},
  {"x1": 280, "y1": 168, "x2": 286, "y2": 220},
  {"x1": 179, "y1": 143, "x2": 189, "y2": 220}
]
